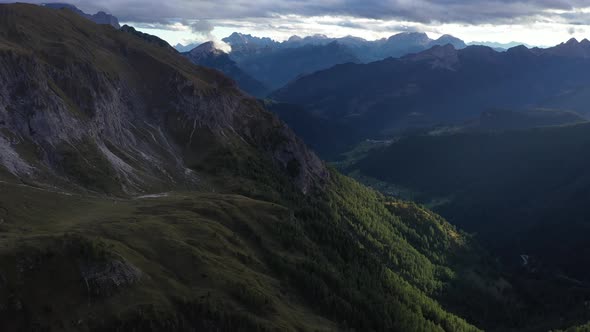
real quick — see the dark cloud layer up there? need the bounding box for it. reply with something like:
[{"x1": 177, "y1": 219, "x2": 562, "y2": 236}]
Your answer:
[{"x1": 2, "y1": 0, "x2": 589, "y2": 25}]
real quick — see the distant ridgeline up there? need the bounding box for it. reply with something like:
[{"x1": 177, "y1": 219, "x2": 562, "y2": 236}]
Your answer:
[
  {"x1": 42, "y1": 3, "x2": 120, "y2": 28},
  {"x1": 176, "y1": 32, "x2": 469, "y2": 93},
  {"x1": 271, "y1": 40, "x2": 590, "y2": 157}
]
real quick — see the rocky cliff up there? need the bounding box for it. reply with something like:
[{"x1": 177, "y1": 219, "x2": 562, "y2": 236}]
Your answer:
[{"x1": 0, "y1": 4, "x2": 327, "y2": 195}]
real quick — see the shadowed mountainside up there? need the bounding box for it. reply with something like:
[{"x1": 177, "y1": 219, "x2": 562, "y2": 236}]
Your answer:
[{"x1": 272, "y1": 42, "x2": 590, "y2": 154}]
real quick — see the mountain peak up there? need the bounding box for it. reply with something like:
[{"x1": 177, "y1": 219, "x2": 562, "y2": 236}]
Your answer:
[
  {"x1": 436, "y1": 34, "x2": 460, "y2": 41},
  {"x1": 404, "y1": 44, "x2": 459, "y2": 70},
  {"x1": 185, "y1": 41, "x2": 227, "y2": 63},
  {"x1": 309, "y1": 34, "x2": 329, "y2": 39},
  {"x1": 388, "y1": 31, "x2": 429, "y2": 41},
  {"x1": 544, "y1": 37, "x2": 590, "y2": 58},
  {"x1": 507, "y1": 44, "x2": 533, "y2": 56},
  {"x1": 432, "y1": 34, "x2": 467, "y2": 49},
  {"x1": 222, "y1": 32, "x2": 276, "y2": 48},
  {"x1": 193, "y1": 41, "x2": 219, "y2": 53}
]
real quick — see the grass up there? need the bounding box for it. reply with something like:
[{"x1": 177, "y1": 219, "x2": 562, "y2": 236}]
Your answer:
[
  {"x1": 57, "y1": 139, "x2": 123, "y2": 195},
  {"x1": 0, "y1": 181, "x2": 337, "y2": 331}
]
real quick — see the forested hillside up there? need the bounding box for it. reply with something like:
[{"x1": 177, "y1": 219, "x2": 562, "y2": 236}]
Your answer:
[{"x1": 351, "y1": 122, "x2": 590, "y2": 290}]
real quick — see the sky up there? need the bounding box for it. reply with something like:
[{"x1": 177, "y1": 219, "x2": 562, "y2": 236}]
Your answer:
[{"x1": 6, "y1": 1, "x2": 590, "y2": 47}]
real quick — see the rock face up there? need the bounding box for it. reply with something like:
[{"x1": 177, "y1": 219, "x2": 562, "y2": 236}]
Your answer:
[
  {"x1": 81, "y1": 260, "x2": 143, "y2": 296},
  {"x1": 0, "y1": 4, "x2": 327, "y2": 194},
  {"x1": 222, "y1": 32, "x2": 278, "y2": 52}
]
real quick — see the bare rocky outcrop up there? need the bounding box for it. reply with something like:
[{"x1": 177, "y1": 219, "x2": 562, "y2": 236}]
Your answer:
[
  {"x1": 81, "y1": 260, "x2": 143, "y2": 296},
  {"x1": 0, "y1": 4, "x2": 328, "y2": 195}
]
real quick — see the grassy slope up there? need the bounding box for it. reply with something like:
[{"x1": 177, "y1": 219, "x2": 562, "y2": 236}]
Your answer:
[
  {"x1": 0, "y1": 168, "x2": 495, "y2": 331},
  {"x1": 0, "y1": 181, "x2": 337, "y2": 331},
  {"x1": 0, "y1": 4, "x2": 223, "y2": 89}
]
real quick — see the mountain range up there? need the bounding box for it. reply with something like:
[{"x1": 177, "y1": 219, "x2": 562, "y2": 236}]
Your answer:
[
  {"x1": 221, "y1": 31, "x2": 468, "y2": 63},
  {"x1": 182, "y1": 41, "x2": 269, "y2": 96},
  {"x1": 230, "y1": 41, "x2": 361, "y2": 90},
  {"x1": 272, "y1": 40, "x2": 590, "y2": 155},
  {"x1": 221, "y1": 32, "x2": 468, "y2": 89},
  {"x1": 174, "y1": 34, "x2": 540, "y2": 97},
  {"x1": 174, "y1": 32, "x2": 468, "y2": 90},
  {"x1": 468, "y1": 41, "x2": 532, "y2": 51}
]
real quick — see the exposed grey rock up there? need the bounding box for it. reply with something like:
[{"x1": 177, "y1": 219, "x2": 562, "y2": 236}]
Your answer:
[
  {"x1": 81, "y1": 259, "x2": 142, "y2": 296},
  {"x1": 0, "y1": 8, "x2": 328, "y2": 195}
]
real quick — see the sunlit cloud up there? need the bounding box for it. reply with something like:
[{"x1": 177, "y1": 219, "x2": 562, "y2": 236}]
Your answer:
[{"x1": 5, "y1": 0, "x2": 590, "y2": 47}]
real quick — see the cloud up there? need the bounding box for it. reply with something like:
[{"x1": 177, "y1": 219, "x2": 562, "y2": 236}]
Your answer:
[
  {"x1": 190, "y1": 20, "x2": 214, "y2": 34},
  {"x1": 8, "y1": 0, "x2": 590, "y2": 25},
  {"x1": 567, "y1": 25, "x2": 586, "y2": 35},
  {"x1": 6, "y1": 0, "x2": 590, "y2": 47},
  {"x1": 186, "y1": 19, "x2": 231, "y2": 52}
]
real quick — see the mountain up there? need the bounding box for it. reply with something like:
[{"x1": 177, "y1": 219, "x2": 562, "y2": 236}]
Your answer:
[
  {"x1": 541, "y1": 37, "x2": 590, "y2": 58},
  {"x1": 42, "y1": 3, "x2": 120, "y2": 28},
  {"x1": 233, "y1": 41, "x2": 361, "y2": 90},
  {"x1": 223, "y1": 31, "x2": 467, "y2": 64},
  {"x1": 0, "y1": 3, "x2": 323, "y2": 195},
  {"x1": 183, "y1": 42, "x2": 268, "y2": 96},
  {"x1": 378, "y1": 32, "x2": 432, "y2": 57},
  {"x1": 282, "y1": 33, "x2": 333, "y2": 47},
  {"x1": 174, "y1": 42, "x2": 199, "y2": 52},
  {"x1": 120, "y1": 24, "x2": 178, "y2": 51},
  {"x1": 0, "y1": 4, "x2": 530, "y2": 331},
  {"x1": 265, "y1": 101, "x2": 363, "y2": 158},
  {"x1": 221, "y1": 32, "x2": 279, "y2": 60},
  {"x1": 350, "y1": 33, "x2": 467, "y2": 62},
  {"x1": 468, "y1": 41, "x2": 531, "y2": 50},
  {"x1": 223, "y1": 31, "x2": 279, "y2": 49},
  {"x1": 272, "y1": 43, "x2": 590, "y2": 156},
  {"x1": 219, "y1": 31, "x2": 468, "y2": 89},
  {"x1": 431, "y1": 34, "x2": 467, "y2": 49}
]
